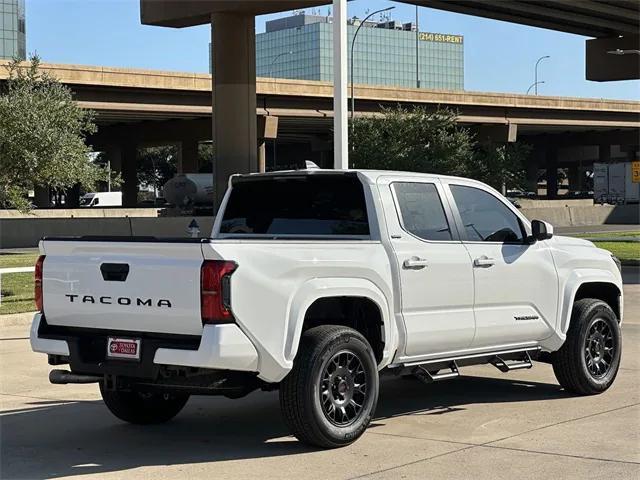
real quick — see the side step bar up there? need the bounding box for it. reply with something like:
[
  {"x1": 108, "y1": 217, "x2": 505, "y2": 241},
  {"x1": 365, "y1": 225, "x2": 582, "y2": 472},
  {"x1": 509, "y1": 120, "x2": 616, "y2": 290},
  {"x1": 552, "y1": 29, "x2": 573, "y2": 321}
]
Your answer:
[
  {"x1": 413, "y1": 362, "x2": 459, "y2": 383},
  {"x1": 490, "y1": 351, "x2": 533, "y2": 373},
  {"x1": 395, "y1": 347, "x2": 540, "y2": 381}
]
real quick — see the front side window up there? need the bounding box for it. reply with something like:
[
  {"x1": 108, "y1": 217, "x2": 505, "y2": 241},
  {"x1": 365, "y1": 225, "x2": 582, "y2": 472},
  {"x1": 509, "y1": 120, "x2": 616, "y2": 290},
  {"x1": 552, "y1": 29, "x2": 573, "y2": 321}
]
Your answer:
[
  {"x1": 450, "y1": 185, "x2": 524, "y2": 243},
  {"x1": 393, "y1": 182, "x2": 452, "y2": 241}
]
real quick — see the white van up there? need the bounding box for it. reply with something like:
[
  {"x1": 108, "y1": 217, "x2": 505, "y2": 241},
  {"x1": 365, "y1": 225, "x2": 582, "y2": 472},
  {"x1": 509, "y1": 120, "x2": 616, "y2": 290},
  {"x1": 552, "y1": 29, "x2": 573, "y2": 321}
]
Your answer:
[{"x1": 80, "y1": 192, "x2": 122, "y2": 207}]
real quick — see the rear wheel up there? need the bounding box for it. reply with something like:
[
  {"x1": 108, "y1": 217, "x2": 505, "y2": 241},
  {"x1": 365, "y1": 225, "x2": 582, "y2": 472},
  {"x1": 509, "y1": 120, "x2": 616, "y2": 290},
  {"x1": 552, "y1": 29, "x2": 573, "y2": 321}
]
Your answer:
[
  {"x1": 99, "y1": 383, "x2": 189, "y2": 424},
  {"x1": 280, "y1": 325, "x2": 379, "y2": 448},
  {"x1": 552, "y1": 298, "x2": 621, "y2": 395}
]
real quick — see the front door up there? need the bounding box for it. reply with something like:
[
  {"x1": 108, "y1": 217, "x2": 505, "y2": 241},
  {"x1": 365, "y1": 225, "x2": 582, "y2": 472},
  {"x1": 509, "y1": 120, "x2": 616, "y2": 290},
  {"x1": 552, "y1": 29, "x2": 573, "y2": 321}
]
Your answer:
[
  {"x1": 380, "y1": 178, "x2": 476, "y2": 359},
  {"x1": 445, "y1": 181, "x2": 558, "y2": 349}
]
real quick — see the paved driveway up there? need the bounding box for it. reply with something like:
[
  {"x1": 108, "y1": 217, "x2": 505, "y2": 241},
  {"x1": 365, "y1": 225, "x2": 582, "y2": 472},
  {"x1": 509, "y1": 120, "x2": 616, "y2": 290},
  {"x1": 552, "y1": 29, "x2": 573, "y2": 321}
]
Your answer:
[{"x1": 1, "y1": 270, "x2": 638, "y2": 479}]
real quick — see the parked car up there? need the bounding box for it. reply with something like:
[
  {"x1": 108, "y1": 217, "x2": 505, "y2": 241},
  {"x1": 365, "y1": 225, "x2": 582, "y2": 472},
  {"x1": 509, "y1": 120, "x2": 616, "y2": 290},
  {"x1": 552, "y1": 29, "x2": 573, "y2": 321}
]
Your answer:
[{"x1": 31, "y1": 169, "x2": 623, "y2": 448}]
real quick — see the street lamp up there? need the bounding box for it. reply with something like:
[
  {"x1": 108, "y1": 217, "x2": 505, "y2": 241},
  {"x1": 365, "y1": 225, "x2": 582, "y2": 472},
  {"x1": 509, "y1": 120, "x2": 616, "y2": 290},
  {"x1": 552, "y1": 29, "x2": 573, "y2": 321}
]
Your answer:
[
  {"x1": 534, "y1": 55, "x2": 550, "y2": 95},
  {"x1": 350, "y1": 6, "x2": 395, "y2": 122},
  {"x1": 269, "y1": 50, "x2": 293, "y2": 79},
  {"x1": 526, "y1": 80, "x2": 545, "y2": 95}
]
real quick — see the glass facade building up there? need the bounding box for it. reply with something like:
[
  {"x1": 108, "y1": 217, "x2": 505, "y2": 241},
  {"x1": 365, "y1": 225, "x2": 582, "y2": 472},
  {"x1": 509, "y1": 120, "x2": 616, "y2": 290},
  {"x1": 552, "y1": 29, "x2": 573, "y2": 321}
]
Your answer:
[
  {"x1": 255, "y1": 14, "x2": 464, "y2": 90},
  {"x1": 0, "y1": 0, "x2": 25, "y2": 60}
]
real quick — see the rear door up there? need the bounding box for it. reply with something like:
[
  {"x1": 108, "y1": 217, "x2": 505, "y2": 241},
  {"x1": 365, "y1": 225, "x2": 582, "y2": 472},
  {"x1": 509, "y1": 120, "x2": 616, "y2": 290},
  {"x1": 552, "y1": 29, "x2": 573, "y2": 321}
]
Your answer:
[
  {"x1": 378, "y1": 176, "x2": 475, "y2": 358},
  {"x1": 443, "y1": 180, "x2": 558, "y2": 349}
]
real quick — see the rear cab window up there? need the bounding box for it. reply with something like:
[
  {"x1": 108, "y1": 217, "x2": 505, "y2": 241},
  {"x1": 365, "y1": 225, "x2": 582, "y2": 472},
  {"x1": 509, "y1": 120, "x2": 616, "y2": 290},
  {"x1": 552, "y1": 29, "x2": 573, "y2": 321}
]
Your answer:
[{"x1": 219, "y1": 174, "x2": 370, "y2": 239}]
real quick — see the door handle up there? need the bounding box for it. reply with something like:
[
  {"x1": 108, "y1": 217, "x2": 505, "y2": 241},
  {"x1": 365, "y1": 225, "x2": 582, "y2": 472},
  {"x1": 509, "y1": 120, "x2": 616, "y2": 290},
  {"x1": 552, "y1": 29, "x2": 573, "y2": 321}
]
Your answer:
[
  {"x1": 403, "y1": 257, "x2": 429, "y2": 270},
  {"x1": 473, "y1": 256, "x2": 495, "y2": 268}
]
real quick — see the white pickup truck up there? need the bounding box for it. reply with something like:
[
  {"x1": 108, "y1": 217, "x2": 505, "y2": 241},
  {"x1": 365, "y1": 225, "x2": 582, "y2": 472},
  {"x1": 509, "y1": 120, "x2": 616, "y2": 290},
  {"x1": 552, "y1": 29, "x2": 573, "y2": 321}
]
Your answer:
[{"x1": 31, "y1": 169, "x2": 623, "y2": 448}]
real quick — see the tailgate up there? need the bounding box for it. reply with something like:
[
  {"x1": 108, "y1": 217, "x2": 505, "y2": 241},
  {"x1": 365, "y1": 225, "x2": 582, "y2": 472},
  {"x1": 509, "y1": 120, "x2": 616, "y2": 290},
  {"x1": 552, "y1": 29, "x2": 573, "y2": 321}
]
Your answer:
[{"x1": 41, "y1": 238, "x2": 206, "y2": 336}]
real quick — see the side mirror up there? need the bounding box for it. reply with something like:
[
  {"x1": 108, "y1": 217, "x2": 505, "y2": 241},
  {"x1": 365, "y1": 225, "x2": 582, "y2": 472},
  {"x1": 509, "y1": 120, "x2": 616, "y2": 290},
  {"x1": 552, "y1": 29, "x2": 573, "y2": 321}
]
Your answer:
[{"x1": 531, "y1": 219, "x2": 553, "y2": 241}]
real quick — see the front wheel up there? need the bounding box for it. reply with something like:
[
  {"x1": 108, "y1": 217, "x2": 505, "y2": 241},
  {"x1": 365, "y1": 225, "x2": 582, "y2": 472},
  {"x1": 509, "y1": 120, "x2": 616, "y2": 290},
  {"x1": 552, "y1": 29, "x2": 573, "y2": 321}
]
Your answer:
[
  {"x1": 552, "y1": 298, "x2": 621, "y2": 395},
  {"x1": 99, "y1": 383, "x2": 190, "y2": 424},
  {"x1": 280, "y1": 325, "x2": 379, "y2": 448}
]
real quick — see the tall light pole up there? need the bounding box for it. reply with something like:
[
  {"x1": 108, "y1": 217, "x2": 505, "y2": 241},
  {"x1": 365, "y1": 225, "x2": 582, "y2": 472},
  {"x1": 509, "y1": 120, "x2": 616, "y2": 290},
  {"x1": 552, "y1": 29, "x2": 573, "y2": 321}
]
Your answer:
[
  {"x1": 267, "y1": 51, "x2": 292, "y2": 169},
  {"x1": 534, "y1": 55, "x2": 550, "y2": 95},
  {"x1": 350, "y1": 6, "x2": 395, "y2": 123},
  {"x1": 334, "y1": 0, "x2": 348, "y2": 169},
  {"x1": 269, "y1": 50, "x2": 293, "y2": 79},
  {"x1": 415, "y1": 4, "x2": 420, "y2": 89},
  {"x1": 526, "y1": 80, "x2": 545, "y2": 95}
]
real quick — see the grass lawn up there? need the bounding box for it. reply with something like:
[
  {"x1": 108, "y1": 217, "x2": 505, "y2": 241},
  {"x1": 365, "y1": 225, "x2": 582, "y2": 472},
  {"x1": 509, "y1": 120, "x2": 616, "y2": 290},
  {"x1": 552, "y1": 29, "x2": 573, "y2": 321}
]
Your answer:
[
  {"x1": 0, "y1": 251, "x2": 39, "y2": 269},
  {"x1": 576, "y1": 231, "x2": 640, "y2": 239},
  {"x1": 591, "y1": 241, "x2": 640, "y2": 262},
  {"x1": 572, "y1": 231, "x2": 639, "y2": 262},
  {"x1": 0, "y1": 272, "x2": 35, "y2": 315}
]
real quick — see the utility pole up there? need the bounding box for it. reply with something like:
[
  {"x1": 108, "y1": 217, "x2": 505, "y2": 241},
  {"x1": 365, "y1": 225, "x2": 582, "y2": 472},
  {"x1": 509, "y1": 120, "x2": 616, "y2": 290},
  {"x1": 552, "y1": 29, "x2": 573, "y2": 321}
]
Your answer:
[
  {"x1": 415, "y1": 5, "x2": 420, "y2": 88},
  {"x1": 333, "y1": 0, "x2": 348, "y2": 169}
]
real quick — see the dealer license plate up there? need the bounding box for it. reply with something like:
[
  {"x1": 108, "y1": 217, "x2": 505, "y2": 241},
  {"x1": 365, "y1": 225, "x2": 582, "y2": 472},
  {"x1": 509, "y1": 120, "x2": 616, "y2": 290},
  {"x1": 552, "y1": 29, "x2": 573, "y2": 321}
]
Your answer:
[{"x1": 107, "y1": 337, "x2": 141, "y2": 361}]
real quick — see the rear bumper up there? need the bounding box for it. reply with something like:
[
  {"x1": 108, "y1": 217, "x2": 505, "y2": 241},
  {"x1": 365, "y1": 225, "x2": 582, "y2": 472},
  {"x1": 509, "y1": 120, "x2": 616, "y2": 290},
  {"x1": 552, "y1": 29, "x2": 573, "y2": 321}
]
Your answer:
[
  {"x1": 31, "y1": 313, "x2": 70, "y2": 356},
  {"x1": 30, "y1": 313, "x2": 259, "y2": 374}
]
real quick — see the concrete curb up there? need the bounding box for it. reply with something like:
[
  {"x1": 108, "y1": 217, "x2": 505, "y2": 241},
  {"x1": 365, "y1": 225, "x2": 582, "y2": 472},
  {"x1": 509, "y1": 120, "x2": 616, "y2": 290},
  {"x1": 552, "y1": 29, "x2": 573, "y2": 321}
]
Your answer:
[
  {"x1": 585, "y1": 238, "x2": 640, "y2": 243},
  {"x1": 0, "y1": 267, "x2": 35, "y2": 274}
]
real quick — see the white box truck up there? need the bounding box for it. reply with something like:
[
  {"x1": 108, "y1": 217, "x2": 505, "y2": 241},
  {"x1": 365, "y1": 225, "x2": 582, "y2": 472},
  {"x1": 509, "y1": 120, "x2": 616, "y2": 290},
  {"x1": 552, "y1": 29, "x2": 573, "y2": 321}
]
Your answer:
[{"x1": 593, "y1": 162, "x2": 639, "y2": 204}]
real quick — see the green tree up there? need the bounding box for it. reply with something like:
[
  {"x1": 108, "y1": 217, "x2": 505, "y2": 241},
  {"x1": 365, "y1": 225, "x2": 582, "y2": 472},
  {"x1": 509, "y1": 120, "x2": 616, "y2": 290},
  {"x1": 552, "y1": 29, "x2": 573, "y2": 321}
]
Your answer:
[
  {"x1": 350, "y1": 106, "x2": 473, "y2": 176},
  {"x1": 350, "y1": 106, "x2": 530, "y2": 192},
  {"x1": 468, "y1": 142, "x2": 531, "y2": 192},
  {"x1": 137, "y1": 145, "x2": 178, "y2": 192},
  {"x1": 0, "y1": 56, "x2": 108, "y2": 210}
]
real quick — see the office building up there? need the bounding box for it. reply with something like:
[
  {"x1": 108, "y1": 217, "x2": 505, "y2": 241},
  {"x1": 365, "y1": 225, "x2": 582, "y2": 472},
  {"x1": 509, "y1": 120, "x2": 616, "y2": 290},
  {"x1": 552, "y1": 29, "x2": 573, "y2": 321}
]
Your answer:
[
  {"x1": 256, "y1": 12, "x2": 464, "y2": 90},
  {"x1": 0, "y1": 0, "x2": 25, "y2": 60}
]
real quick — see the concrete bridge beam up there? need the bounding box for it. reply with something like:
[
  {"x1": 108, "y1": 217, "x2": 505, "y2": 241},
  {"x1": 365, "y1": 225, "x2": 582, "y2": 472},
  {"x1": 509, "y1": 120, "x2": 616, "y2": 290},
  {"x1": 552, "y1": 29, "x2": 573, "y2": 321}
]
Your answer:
[
  {"x1": 121, "y1": 142, "x2": 138, "y2": 208},
  {"x1": 178, "y1": 139, "x2": 200, "y2": 174},
  {"x1": 211, "y1": 12, "x2": 257, "y2": 204}
]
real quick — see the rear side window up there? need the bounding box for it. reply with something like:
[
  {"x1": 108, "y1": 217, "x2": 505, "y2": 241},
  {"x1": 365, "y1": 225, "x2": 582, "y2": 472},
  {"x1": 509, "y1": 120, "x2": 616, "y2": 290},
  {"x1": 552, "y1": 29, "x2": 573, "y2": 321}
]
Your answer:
[
  {"x1": 220, "y1": 175, "x2": 370, "y2": 237},
  {"x1": 450, "y1": 185, "x2": 524, "y2": 243},
  {"x1": 393, "y1": 182, "x2": 452, "y2": 241}
]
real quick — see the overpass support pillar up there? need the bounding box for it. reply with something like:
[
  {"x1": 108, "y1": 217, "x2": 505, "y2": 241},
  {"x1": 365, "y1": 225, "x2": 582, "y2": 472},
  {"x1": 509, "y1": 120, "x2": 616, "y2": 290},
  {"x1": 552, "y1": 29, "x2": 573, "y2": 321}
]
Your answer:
[
  {"x1": 526, "y1": 148, "x2": 542, "y2": 195},
  {"x1": 599, "y1": 144, "x2": 611, "y2": 163},
  {"x1": 178, "y1": 139, "x2": 200, "y2": 174},
  {"x1": 567, "y1": 166, "x2": 581, "y2": 192},
  {"x1": 33, "y1": 185, "x2": 50, "y2": 209},
  {"x1": 65, "y1": 184, "x2": 81, "y2": 208},
  {"x1": 546, "y1": 148, "x2": 558, "y2": 199},
  {"x1": 121, "y1": 142, "x2": 138, "y2": 207},
  {"x1": 211, "y1": 13, "x2": 257, "y2": 204}
]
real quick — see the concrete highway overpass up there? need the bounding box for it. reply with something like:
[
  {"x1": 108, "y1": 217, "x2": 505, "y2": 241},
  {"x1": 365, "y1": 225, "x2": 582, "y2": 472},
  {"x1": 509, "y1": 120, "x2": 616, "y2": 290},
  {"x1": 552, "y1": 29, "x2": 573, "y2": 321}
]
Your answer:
[
  {"x1": 1, "y1": 61, "x2": 639, "y2": 205},
  {"x1": 137, "y1": 0, "x2": 639, "y2": 202}
]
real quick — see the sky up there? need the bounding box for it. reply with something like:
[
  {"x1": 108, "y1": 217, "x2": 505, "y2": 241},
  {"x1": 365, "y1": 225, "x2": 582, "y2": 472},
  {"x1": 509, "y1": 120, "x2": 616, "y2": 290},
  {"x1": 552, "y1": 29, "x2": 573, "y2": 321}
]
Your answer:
[{"x1": 26, "y1": 0, "x2": 640, "y2": 101}]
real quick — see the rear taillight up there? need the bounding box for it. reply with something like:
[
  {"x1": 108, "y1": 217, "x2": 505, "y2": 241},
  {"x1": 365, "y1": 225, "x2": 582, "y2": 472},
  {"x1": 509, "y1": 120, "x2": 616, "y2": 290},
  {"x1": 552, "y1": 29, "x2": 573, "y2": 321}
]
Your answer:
[
  {"x1": 34, "y1": 255, "x2": 45, "y2": 312},
  {"x1": 200, "y1": 260, "x2": 238, "y2": 324}
]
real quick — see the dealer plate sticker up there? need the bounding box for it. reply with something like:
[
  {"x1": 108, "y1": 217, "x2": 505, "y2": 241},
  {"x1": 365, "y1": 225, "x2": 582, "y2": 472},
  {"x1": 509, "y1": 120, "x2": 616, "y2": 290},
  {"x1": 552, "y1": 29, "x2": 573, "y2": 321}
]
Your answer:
[{"x1": 107, "y1": 337, "x2": 141, "y2": 360}]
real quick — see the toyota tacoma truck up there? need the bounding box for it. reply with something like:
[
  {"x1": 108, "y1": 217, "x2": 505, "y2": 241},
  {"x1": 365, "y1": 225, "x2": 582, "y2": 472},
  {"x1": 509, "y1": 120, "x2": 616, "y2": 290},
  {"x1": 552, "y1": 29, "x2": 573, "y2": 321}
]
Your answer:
[{"x1": 30, "y1": 169, "x2": 623, "y2": 448}]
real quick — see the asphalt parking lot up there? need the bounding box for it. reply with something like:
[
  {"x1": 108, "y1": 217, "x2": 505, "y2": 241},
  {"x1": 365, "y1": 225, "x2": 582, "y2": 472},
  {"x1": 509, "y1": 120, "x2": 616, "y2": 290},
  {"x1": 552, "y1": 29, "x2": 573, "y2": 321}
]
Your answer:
[{"x1": 1, "y1": 267, "x2": 638, "y2": 480}]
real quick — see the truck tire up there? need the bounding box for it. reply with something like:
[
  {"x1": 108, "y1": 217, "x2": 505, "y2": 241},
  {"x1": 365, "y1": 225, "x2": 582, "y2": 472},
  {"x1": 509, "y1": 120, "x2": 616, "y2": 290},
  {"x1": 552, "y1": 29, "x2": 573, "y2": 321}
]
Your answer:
[
  {"x1": 280, "y1": 325, "x2": 379, "y2": 448},
  {"x1": 552, "y1": 298, "x2": 621, "y2": 395},
  {"x1": 99, "y1": 383, "x2": 189, "y2": 424}
]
